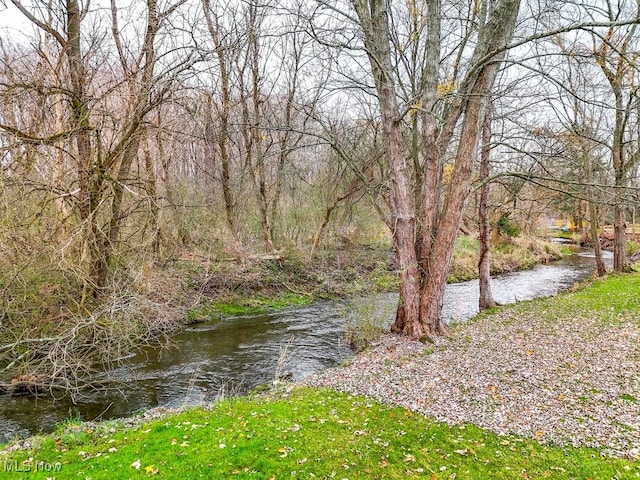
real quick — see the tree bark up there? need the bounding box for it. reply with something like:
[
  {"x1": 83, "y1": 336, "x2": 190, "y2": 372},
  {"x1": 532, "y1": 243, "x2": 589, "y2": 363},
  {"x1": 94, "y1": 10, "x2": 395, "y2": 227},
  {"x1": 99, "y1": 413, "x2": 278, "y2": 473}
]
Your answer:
[
  {"x1": 418, "y1": 0, "x2": 520, "y2": 335},
  {"x1": 613, "y1": 204, "x2": 627, "y2": 272},
  {"x1": 592, "y1": 13, "x2": 638, "y2": 272},
  {"x1": 248, "y1": 2, "x2": 275, "y2": 253},
  {"x1": 589, "y1": 202, "x2": 606, "y2": 276},
  {"x1": 65, "y1": 0, "x2": 107, "y2": 296},
  {"x1": 351, "y1": 0, "x2": 421, "y2": 335},
  {"x1": 203, "y1": 0, "x2": 240, "y2": 248},
  {"x1": 351, "y1": 0, "x2": 520, "y2": 338},
  {"x1": 478, "y1": 102, "x2": 497, "y2": 310}
]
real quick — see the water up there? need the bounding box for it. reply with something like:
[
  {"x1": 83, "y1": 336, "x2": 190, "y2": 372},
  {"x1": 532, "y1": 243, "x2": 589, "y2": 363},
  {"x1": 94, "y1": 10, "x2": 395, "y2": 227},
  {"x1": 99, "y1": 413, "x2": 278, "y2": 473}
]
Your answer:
[{"x1": 0, "y1": 251, "x2": 610, "y2": 442}]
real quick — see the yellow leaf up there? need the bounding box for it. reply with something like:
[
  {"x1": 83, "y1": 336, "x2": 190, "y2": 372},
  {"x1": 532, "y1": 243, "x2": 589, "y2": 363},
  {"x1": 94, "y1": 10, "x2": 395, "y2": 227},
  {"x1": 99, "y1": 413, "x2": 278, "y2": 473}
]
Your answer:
[
  {"x1": 437, "y1": 79, "x2": 455, "y2": 96},
  {"x1": 409, "y1": 99, "x2": 423, "y2": 117},
  {"x1": 442, "y1": 164, "x2": 454, "y2": 185}
]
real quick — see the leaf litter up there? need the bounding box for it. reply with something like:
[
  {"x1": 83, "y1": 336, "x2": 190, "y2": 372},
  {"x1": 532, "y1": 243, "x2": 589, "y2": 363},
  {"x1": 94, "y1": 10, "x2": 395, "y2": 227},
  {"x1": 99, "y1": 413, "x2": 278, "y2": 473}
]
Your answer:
[{"x1": 306, "y1": 307, "x2": 640, "y2": 459}]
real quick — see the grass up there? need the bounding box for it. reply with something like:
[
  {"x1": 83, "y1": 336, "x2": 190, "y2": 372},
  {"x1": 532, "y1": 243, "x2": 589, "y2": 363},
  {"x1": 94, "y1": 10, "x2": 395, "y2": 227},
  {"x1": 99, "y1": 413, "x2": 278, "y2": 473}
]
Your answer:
[
  {"x1": 496, "y1": 272, "x2": 640, "y2": 329},
  {"x1": 448, "y1": 235, "x2": 562, "y2": 283},
  {"x1": 2, "y1": 388, "x2": 638, "y2": 479},
  {"x1": 186, "y1": 293, "x2": 312, "y2": 322}
]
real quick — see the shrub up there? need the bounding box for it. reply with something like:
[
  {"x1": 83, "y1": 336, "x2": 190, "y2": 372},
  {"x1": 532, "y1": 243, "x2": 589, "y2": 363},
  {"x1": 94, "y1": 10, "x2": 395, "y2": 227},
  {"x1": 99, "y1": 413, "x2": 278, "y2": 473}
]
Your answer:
[
  {"x1": 496, "y1": 213, "x2": 522, "y2": 238},
  {"x1": 343, "y1": 297, "x2": 395, "y2": 352}
]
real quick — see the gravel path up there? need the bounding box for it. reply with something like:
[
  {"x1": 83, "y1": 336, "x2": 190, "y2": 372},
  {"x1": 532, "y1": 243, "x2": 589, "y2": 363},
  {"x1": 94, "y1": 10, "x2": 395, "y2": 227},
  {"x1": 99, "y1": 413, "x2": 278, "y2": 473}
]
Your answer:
[{"x1": 305, "y1": 306, "x2": 640, "y2": 459}]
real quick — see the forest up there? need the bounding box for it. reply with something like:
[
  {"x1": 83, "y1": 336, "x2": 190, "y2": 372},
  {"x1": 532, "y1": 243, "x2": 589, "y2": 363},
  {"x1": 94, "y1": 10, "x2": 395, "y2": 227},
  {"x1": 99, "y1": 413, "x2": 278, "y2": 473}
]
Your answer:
[{"x1": 1, "y1": 0, "x2": 640, "y2": 397}]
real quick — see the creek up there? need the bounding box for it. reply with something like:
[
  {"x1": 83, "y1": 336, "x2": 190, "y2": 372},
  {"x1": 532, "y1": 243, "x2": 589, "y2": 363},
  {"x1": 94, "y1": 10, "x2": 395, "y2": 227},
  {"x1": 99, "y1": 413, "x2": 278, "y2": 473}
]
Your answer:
[{"x1": 0, "y1": 250, "x2": 611, "y2": 443}]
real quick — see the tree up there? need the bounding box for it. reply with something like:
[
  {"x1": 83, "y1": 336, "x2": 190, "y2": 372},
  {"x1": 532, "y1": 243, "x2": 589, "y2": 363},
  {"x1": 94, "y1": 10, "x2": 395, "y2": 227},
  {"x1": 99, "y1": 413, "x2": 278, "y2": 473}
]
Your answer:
[
  {"x1": 592, "y1": 5, "x2": 640, "y2": 272},
  {"x1": 478, "y1": 101, "x2": 498, "y2": 310},
  {"x1": 2, "y1": 0, "x2": 196, "y2": 296},
  {"x1": 317, "y1": 0, "x2": 522, "y2": 338}
]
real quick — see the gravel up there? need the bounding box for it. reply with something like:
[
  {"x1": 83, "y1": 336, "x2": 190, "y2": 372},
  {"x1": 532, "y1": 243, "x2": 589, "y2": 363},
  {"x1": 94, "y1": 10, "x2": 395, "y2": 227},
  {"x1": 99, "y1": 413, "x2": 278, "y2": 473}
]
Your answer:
[{"x1": 305, "y1": 307, "x2": 640, "y2": 459}]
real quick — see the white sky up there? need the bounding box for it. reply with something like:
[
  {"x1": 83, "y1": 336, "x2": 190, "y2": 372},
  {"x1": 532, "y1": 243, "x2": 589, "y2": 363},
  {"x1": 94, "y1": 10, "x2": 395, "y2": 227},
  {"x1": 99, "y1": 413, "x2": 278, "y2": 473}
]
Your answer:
[{"x1": 0, "y1": 3, "x2": 32, "y2": 40}]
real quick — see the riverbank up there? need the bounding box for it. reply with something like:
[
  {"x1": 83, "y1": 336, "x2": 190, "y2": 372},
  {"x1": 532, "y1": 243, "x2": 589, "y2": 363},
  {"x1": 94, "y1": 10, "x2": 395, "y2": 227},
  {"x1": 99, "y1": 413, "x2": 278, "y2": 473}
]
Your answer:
[
  {"x1": 1, "y1": 273, "x2": 639, "y2": 478},
  {"x1": 0, "y1": 235, "x2": 561, "y2": 400},
  {"x1": 184, "y1": 235, "x2": 563, "y2": 318},
  {"x1": 307, "y1": 273, "x2": 640, "y2": 459}
]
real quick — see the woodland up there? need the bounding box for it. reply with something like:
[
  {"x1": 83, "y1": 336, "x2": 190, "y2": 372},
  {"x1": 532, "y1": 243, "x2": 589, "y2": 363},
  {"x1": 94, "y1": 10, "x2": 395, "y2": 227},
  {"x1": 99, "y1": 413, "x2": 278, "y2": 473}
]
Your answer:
[{"x1": 1, "y1": 0, "x2": 640, "y2": 396}]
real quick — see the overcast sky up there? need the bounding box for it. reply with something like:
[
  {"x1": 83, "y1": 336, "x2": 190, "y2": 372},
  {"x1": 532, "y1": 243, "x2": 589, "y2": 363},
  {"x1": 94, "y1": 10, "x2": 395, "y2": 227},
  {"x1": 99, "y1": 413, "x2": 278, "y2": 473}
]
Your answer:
[{"x1": 0, "y1": 3, "x2": 31, "y2": 37}]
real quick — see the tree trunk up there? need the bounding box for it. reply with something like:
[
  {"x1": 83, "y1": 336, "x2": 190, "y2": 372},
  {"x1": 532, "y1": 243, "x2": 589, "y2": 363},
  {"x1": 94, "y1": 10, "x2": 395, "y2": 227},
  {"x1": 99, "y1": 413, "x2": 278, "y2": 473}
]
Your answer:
[
  {"x1": 419, "y1": 88, "x2": 486, "y2": 334},
  {"x1": 309, "y1": 205, "x2": 336, "y2": 261},
  {"x1": 589, "y1": 201, "x2": 606, "y2": 276},
  {"x1": 203, "y1": 1, "x2": 240, "y2": 250},
  {"x1": 351, "y1": 0, "x2": 520, "y2": 338},
  {"x1": 350, "y1": 0, "x2": 421, "y2": 335},
  {"x1": 478, "y1": 102, "x2": 497, "y2": 310},
  {"x1": 144, "y1": 143, "x2": 160, "y2": 254},
  {"x1": 66, "y1": 0, "x2": 107, "y2": 296},
  {"x1": 418, "y1": 0, "x2": 520, "y2": 334},
  {"x1": 613, "y1": 204, "x2": 627, "y2": 272},
  {"x1": 248, "y1": 3, "x2": 275, "y2": 253}
]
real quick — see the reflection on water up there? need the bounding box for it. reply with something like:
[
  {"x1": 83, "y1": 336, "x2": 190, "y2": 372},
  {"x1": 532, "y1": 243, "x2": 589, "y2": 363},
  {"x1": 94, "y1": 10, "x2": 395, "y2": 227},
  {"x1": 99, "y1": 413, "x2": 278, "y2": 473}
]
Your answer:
[{"x1": 0, "y1": 251, "x2": 611, "y2": 442}]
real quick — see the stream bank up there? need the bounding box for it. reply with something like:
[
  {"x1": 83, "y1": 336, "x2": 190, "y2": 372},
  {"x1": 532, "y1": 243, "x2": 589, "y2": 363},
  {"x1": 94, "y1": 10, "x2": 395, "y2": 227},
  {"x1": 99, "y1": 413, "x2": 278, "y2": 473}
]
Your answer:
[
  {"x1": 307, "y1": 270, "x2": 640, "y2": 459},
  {"x1": 0, "y1": 248, "x2": 606, "y2": 443}
]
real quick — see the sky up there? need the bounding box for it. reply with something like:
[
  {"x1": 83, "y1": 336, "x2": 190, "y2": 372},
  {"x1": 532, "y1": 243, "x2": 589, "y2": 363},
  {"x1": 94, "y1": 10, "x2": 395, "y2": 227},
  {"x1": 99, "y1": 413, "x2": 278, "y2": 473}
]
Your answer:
[{"x1": 0, "y1": 3, "x2": 32, "y2": 39}]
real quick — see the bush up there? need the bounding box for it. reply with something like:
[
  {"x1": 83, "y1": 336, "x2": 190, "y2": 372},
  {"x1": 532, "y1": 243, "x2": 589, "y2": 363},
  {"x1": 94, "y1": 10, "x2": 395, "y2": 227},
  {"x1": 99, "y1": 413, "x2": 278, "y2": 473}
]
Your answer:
[
  {"x1": 343, "y1": 297, "x2": 395, "y2": 352},
  {"x1": 496, "y1": 213, "x2": 522, "y2": 238},
  {"x1": 627, "y1": 240, "x2": 640, "y2": 256}
]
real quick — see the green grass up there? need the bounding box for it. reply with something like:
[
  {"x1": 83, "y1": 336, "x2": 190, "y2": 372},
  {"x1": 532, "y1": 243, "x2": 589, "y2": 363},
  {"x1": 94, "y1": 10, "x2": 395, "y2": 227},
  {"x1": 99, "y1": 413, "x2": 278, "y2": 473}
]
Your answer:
[
  {"x1": 187, "y1": 293, "x2": 312, "y2": 322},
  {"x1": 2, "y1": 388, "x2": 637, "y2": 479},
  {"x1": 504, "y1": 273, "x2": 640, "y2": 327},
  {"x1": 568, "y1": 273, "x2": 640, "y2": 318}
]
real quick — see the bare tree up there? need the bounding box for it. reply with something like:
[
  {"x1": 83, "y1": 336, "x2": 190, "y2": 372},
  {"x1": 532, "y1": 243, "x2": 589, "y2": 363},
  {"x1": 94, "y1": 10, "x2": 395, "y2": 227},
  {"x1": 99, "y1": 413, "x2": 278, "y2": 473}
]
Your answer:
[
  {"x1": 478, "y1": 101, "x2": 498, "y2": 310},
  {"x1": 309, "y1": 0, "x2": 521, "y2": 338},
  {"x1": 592, "y1": 3, "x2": 640, "y2": 272},
  {"x1": 2, "y1": 0, "x2": 196, "y2": 295}
]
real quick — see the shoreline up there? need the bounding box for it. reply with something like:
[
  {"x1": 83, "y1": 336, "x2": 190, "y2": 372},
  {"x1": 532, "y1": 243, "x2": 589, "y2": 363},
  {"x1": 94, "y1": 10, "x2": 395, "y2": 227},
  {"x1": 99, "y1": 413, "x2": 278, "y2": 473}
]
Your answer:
[
  {"x1": 305, "y1": 273, "x2": 640, "y2": 459},
  {"x1": 1, "y1": 273, "x2": 638, "y2": 478}
]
